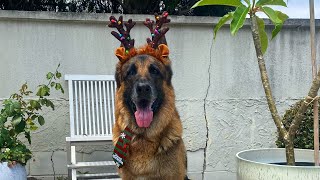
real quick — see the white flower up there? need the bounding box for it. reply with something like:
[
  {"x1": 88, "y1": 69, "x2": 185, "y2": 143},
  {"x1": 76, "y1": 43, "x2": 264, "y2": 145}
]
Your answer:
[
  {"x1": 120, "y1": 132, "x2": 126, "y2": 139},
  {"x1": 5, "y1": 148, "x2": 10, "y2": 152}
]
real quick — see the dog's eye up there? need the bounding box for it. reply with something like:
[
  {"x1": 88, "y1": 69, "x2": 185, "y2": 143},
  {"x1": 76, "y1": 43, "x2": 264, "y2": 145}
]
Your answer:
[
  {"x1": 149, "y1": 65, "x2": 160, "y2": 75},
  {"x1": 127, "y1": 66, "x2": 137, "y2": 77}
]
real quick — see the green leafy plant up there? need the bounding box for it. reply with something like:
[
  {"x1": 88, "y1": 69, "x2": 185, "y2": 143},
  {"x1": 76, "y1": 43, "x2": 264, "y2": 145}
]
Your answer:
[
  {"x1": 192, "y1": 0, "x2": 320, "y2": 165},
  {"x1": 276, "y1": 99, "x2": 320, "y2": 150},
  {"x1": 0, "y1": 65, "x2": 64, "y2": 166}
]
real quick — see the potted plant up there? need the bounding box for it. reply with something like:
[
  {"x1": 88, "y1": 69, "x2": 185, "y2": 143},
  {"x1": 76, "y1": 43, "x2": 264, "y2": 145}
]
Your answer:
[
  {"x1": 0, "y1": 65, "x2": 64, "y2": 179},
  {"x1": 192, "y1": 0, "x2": 320, "y2": 179}
]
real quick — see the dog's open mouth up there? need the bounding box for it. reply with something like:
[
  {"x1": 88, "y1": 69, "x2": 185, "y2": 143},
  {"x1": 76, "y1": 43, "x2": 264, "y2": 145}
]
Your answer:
[{"x1": 132, "y1": 99, "x2": 156, "y2": 128}]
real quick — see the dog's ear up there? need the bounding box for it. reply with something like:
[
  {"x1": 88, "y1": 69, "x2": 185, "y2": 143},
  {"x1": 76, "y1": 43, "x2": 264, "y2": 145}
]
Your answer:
[
  {"x1": 115, "y1": 47, "x2": 127, "y2": 62},
  {"x1": 115, "y1": 64, "x2": 122, "y2": 87},
  {"x1": 157, "y1": 44, "x2": 172, "y2": 85},
  {"x1": 158, "y1": 44, "x2": 169, "y2": 59}
]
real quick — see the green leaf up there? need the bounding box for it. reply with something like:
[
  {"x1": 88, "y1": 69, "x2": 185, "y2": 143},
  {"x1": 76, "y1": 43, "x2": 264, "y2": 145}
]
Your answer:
[
  {"x1": 45, "y1": 99, "x2": 55, "y2": 110},
  {"x1": 271, "y1": 11, "x2": 288, "y2": 39},
  {"x1": 30, "y1": 100, "x2": 41, "y2": 110},
  {"x1": 60, "y1": 87, "x2": 65, "y2": 94},
  {"x1": 36, "y1": 85, "x2": 50, "y2": 97},
  {"x1": 15, "y1": 120, "x2": 26, "y2": 134},
  {"x1": 191, "y1": 0, "x2": 243, "y2": 8},
  {"x1": 55, "y1": 72, "x2": 62, "y2": 79},
  {"x1": 230, "y1": 5, "x2": 250, "y2": 35},
  {"x1": 12, "y1": 101, "x2": 21, "y2": 110},
  {"x1": 256, "y1": 0, "x2": 287, "y2": 7},
  {"x1": 256, "y1": 16, "x2": 268, "y2": 54},
  {"x1": 38, "y1": 116, "x2": 45, "y2": 126},
  {"x1": 9, "y1": 129, "x2": 15, "y2": 136},
  {"x1": 31, "y1": 115, "x2": 38, "y2": 120},
  {"x1": 0, "y1": 115, "x2": 7, "y2": 126},
  {"x1": 55, "y1": 83, "x2": 62, "y2": 90},
  {"x1": 46, "y1": 72, "x2": 54, "y2": 80},
  {"x1": 12, "y1": 115, "x2": 22, "y2": 126},
  {"x1": 50, "y1": 82, "x2": 56, "y2": 87},
  {"x1": 30, "y1": 125, "x2": 38, "y2": 131},
  {"x1": 25, "y1": 132, "x2": 31, "y2": 144},
  {"x1": 4, "y1": 100, "x2": 15, "y2": 116},
  {"x1": 261, "y1": 6, "x2": 282, "y2": 24},
  {"x1": 55, "y1": 83, "x2": 64, "y2": 94},
  {"x1": 214, "y1": 12, "x2": 234, "y2": 39}
]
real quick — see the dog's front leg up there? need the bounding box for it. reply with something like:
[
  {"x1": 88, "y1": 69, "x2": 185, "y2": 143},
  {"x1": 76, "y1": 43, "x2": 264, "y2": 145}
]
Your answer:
[{"x1": 157, "y1": 135, "x2": 180, "y2": 154}]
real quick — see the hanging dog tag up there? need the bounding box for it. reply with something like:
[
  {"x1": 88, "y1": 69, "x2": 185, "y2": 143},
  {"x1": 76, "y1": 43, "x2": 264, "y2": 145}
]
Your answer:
[{"x1": 113, "y1": 127, "x2": 133, "y2": 168}]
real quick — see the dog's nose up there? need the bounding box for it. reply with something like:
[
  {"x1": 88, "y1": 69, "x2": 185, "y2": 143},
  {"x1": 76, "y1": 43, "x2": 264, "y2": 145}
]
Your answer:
[{"x1": 136, "y1": 82, "x2": 151, "y2": 95}]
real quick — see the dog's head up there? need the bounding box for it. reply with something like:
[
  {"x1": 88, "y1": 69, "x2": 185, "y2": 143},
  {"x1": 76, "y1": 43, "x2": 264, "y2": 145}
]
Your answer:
[
  {"x1": 115, "y1": 52, "x2": 172, "y2": 128},
  {"x1": 109, "y1": 12, "x2": 173, "y2": 129}
]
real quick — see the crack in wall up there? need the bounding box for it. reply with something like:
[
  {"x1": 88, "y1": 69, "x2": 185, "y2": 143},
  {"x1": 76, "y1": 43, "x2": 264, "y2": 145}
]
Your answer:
[
  {"x1": 51, "y1": 151, "x2": 56, "y2": 180},
  {"x1": 202, "y1": 32, "x2": 214, "y2": 180}
]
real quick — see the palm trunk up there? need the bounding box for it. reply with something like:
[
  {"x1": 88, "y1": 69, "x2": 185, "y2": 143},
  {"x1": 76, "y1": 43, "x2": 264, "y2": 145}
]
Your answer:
[{"x1": 249, "y1": 14, "x2": 295, "y2": 165}]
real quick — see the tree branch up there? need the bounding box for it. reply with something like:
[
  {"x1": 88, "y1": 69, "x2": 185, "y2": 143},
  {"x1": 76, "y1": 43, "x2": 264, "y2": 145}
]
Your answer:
[
  {"x1": 289, "y1": 70, "x2": 320, "y2": 136},
  {"x1": 249, "y1": 14, "x2": 288, "y2": 140}
]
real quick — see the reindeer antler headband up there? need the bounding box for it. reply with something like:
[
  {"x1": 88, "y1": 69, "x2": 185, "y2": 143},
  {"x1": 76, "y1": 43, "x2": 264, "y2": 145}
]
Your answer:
[{"x1": 108, "y1": 12, "x2": 170, "y2": 64}]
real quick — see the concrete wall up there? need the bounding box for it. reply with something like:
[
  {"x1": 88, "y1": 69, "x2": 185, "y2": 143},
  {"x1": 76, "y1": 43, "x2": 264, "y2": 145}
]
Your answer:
[{"x1": 0, "y1": 10, "x2": 320, "y2": 180}]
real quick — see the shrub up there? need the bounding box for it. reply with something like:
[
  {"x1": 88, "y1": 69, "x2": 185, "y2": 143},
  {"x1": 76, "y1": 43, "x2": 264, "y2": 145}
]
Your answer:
[{"x1": 276, "y1": 99, "x2": 319, "y2": 149}]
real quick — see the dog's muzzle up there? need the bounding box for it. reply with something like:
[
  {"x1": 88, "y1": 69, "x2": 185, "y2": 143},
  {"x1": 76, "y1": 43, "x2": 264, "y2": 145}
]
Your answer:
[{"x1": 132, "y1": 81, "x2": 156, "y2": 128}]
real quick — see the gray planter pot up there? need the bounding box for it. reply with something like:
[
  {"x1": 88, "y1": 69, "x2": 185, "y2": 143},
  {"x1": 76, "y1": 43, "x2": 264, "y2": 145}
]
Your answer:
[
  {"x1": 0, "y1": 162, "x2": 27, "y2": 180},
  {"x1": 236, "y1": 148, "x2": 320, "y2": 180}
]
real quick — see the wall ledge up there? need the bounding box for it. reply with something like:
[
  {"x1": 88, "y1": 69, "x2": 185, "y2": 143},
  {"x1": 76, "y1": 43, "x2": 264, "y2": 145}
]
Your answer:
[{"x1": 0, "y1": 10, "x2": 319, "y2": 27}]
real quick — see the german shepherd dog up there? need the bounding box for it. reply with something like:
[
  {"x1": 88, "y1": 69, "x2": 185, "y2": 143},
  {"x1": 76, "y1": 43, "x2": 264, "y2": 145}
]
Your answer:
[{"x1": 109, "y1": 13, "x2": 188, "y2": 180}]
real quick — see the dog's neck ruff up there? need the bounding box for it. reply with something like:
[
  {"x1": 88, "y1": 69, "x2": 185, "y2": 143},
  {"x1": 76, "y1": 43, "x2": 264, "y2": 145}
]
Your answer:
[{"x1": 113, "y1": 126, "x2": 133, "y2": 168}]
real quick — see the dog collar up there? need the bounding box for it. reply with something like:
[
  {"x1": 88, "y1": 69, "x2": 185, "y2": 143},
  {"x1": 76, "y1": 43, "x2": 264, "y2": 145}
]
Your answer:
[{"x1": 112, "y1": 126, "x2": 133, "y2": 168}]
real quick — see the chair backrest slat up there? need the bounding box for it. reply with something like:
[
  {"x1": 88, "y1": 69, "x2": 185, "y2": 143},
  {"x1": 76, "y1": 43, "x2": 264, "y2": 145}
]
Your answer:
[
  {"x1": 110, "y1": 81, "x2": 116, "y2": 126},
  {"x1": 98, "y1": 81, "x2": 103, "y2": 135},
  {"x1": 90, "y1": 81, "x2": 96, "y2": 135},
  {"x1": 83, "y1": 81, "x2": 88, "y2": 135},
  {"x1": 107, "y1": 81, "x2": 113, "y2": 136},
  {"x1": 74, "y1": 81, "x2": 79, "y2": 135},
  {"x1": 94, "y1": 81, "x2": 100, "y2": 135},
  {"x1": 68, "y1": 80, "x2": 75, "y2": 136},
  {"x1": 65, "y1": 75, "x2": 116, "y2": 138},
  {"x1": 102, "y1": 81, "x2": 110, "y2": 135},
  {"x1": 78, "y1": 81, "x2": 84, "y2": 135},
  {"x1": 85, "y1": 81, "x2": 92, "y2": 135}
]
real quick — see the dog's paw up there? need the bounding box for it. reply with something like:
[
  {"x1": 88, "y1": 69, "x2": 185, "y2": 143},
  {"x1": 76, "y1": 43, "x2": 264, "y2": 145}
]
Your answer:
[
  {"x1": 157, "y1": 144, "x2": 167, "y2": 154},
  {"x1": 157, "y1": 137, "x2": 175, "y2": 154}
]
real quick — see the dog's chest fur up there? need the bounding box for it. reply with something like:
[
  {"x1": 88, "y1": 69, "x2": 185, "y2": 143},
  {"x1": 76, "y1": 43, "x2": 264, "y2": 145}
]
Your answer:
[
  {"x1": 123, "y1": 135, "x2": 182, "y2": 176},
  {"x1": 125, "y1": 137, "x2": 159, "y2": 174}
]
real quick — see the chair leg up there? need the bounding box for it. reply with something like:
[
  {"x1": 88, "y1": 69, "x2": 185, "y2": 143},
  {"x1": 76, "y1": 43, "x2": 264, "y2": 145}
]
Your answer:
[
  {"x1": 66, "y1": 141, "x2": 72, "y2": 179},
  {"x1": 71, "y1": 146, "x2": 76, "y2": 164},
  {"x1": 71, "y1": 146, "x2": 77, "y2": 180},
  {"x1": 71, "y1": 169, "x2": 77, "y2": 180}
]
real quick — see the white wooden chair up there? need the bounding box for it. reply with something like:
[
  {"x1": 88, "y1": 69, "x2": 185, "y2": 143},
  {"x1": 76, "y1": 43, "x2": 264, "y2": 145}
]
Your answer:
[{"x1": 65, "y1": 74, "x2": 119, "y2": 180}]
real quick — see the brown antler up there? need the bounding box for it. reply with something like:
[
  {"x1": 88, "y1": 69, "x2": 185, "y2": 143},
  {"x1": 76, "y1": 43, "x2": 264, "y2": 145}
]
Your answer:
[
  {"x1": 108, "y1": 16, "x2": 136, "y2": 52},
  {"x1": 143, "y1": 11, "x2": 170, "y2": 49}
]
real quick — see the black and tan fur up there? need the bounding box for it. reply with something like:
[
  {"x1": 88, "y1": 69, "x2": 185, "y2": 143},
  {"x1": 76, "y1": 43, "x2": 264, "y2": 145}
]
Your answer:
[{"x1": 113, "y1": 54, "x2": 188, "y2": 180}]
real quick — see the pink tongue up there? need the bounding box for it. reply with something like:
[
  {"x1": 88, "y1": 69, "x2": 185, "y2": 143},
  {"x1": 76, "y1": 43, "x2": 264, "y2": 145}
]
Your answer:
[{"x1": 134, "y1": 108, "x2": 153, "y2": 128}]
